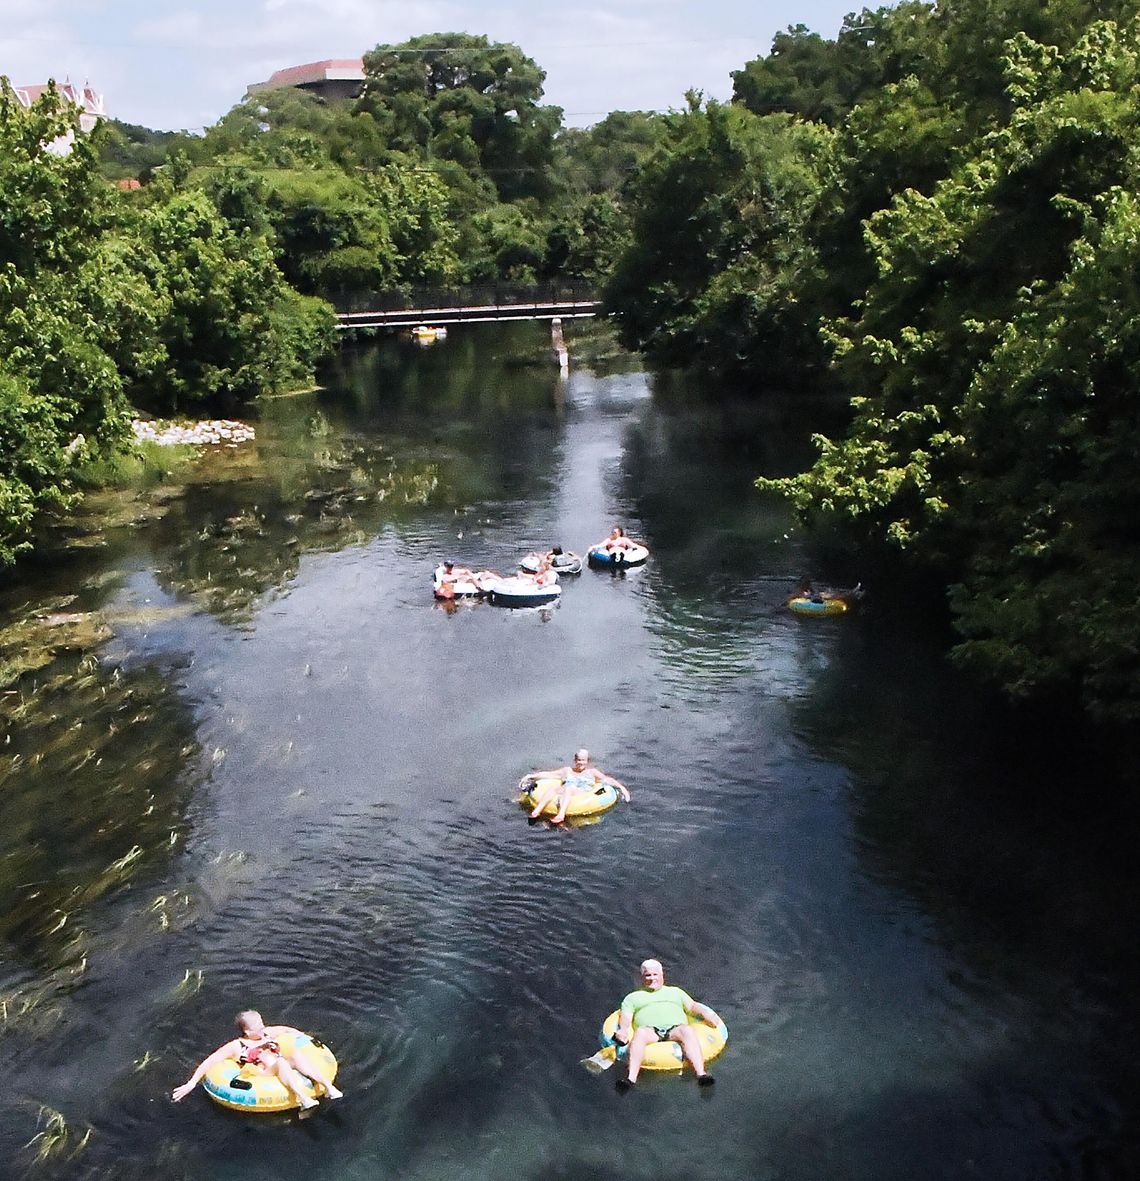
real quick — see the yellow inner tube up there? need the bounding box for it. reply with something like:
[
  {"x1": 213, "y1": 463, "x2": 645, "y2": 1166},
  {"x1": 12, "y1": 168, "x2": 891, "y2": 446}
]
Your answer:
[
  {"x1": 788, "y1": 595, "x2": 848, "y2": 616},
  {"x1": 519, "y1": 775, "x2": 619, "y2": 818},
  {"x1": 202, "y1": 1031, "x2": 338, "y2": 1112},
  {"x1": 600, "y1": 1009, "x2": 728, "y2": 1071}
]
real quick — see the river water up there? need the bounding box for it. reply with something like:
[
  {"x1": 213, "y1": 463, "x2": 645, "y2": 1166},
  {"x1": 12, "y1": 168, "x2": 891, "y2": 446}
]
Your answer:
[{"x1": 2, "y1": 324, "x2": 1138, "y2": 1180}]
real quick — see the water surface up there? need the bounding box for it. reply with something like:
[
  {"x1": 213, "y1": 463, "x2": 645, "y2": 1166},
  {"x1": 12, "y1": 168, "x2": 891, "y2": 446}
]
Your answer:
[{"x1": 2, "y1": 323, "x2": 1137, "y2": 1180}]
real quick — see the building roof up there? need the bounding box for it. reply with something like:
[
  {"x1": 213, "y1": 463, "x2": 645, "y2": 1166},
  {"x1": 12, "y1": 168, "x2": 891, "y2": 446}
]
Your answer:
[
  {"x1": 11, "y1": 79, "x2": 106, "y2": 154},
  {"x1": 248, "y1": 58, "x2": 364, "y2": 93},
  {"x1": 14, "y1": 79, "x2": 105, "y2": 118}
]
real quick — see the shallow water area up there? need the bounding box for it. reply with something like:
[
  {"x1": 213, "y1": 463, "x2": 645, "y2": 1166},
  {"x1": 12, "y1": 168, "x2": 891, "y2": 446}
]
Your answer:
[{"x1": 1, "y1": 322, "x2": 1138, "y2": 1180}]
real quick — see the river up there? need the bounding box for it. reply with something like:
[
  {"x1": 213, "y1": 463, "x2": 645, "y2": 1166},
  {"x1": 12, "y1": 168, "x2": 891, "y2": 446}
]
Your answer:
[{"x1": 1, "y1": 323, "x2": 1137, "y2": 1180}]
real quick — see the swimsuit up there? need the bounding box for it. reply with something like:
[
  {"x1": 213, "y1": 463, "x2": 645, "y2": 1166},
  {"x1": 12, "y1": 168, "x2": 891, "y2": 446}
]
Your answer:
[
  {"x1": 237, "y1": 1037, "x2": 280, "y2": 1066},
  {"x1": 562, "y1": 767, "x2": 599, "y2": 791}
]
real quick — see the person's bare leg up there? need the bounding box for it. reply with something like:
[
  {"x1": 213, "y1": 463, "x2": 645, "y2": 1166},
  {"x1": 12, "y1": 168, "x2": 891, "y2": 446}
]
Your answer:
[
  {"x1": 528, "y1": 781, "x2": 559, "y2": 818},
  {"x1": 670, "y1": 1025, "x2": 713, "y2": 1083},
  {"x1": 286, "y1": 1051, "x2": 342, "y2": 1100},
  {"x1": 271, "y1": 1057, "x2": 319, "y2": 1109},
  {"x1": 552, "y1": 783, "x2": 573, "y2": 824},
  {"x1": 625, "y1": 1026, "x2": 658, "y2": 1084}
]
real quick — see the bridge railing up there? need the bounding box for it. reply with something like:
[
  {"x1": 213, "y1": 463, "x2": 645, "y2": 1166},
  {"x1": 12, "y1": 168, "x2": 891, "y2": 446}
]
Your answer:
[{"x1": 332, "y1": 280, "x2": 600, "y2": 316}]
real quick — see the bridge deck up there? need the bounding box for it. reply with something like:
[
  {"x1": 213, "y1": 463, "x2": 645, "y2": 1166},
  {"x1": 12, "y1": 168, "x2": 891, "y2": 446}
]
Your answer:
[{"x1": 336, "y1": 299, "x2": 602, "y2": 330}]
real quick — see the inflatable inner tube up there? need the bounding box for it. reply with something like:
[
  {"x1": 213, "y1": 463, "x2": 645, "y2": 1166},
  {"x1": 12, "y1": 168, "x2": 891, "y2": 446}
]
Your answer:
[
  {"x1": 433, "y1": 565, "x2": 482, "y2": 599},
  {"x1": 520, "y1": 775, "x2": 619, "y2": 818},
  {"x1": 587, "y1": 543, "x2": 649, "y2": 570},
  {"x1": 787, "y1": 596, "x2": 847, "y2": 617},
  {"x1": 203, "y1": 1031, "x2": 338, "y2": 1112},
  {"x1": 486, "y1": 576, "x2": 561, "y2": 608},
  {"x1": 599, "y1": 1010, "x2": 728, "y2": 1071},
  {"x1": 519, "y1": 551, "x2": 583, "y2": 576}
]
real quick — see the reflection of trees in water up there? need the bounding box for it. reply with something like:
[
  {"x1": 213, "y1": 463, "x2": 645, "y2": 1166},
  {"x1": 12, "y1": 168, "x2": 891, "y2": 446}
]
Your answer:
[
  {"x1": 0, "y1": 652, "x2": 202, "y2": 996},
  {"x1": 612, "y1": 396, "x2": 803, "y2": 683},
  {"x1": 618, "y1": 393, "x2": 811, "y2": 587},
  {"x1": 150, "y1": 435, "x2": 443, "y2": 623},
  {"x1": 790, "y1": 622, "x2": 1140, "y2": 983},
  {"x1": 149, "y1": 338, "x2": 585, "y2": 624}
]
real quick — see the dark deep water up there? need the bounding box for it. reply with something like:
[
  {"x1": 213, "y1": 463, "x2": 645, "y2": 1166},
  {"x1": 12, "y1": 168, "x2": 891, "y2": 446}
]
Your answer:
[{"x1": 2, "y1": 323, "x2": 1138, "y2": 1180}]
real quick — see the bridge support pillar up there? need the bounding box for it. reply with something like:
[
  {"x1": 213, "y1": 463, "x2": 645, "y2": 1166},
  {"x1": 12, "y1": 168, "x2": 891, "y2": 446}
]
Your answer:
[{"x1": 551, "y1": 317, "x2": 569, "y2": 373}]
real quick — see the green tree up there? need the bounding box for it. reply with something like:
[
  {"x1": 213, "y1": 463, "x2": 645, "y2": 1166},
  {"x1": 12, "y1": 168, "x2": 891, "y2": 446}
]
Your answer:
[
  {"x1": 761, "y1": 22, "x2": 1140, "y2": 721},
  {"x1": 543, "y1": 193, "x2": 629, "y2": 282},
  {"x1": 467, "y1": 202, "x2": 546, "y2": 283},
  {"x1": 556, "y1": 110, "x2": 666, "y2": 195},
  {"x1": 358, "y1": 33, "x2": 562, "y2": 204},
  {"x1": 0, "y1": 80, "x2": 129, "y2": 561},
  {"x1": 607, "y1": 97, "x2": 831, "y2": 381},
  {"x1": 135, "y1": 189, "x2": 334, "y2": 409},
  {"x1": 94, "y1": 117, "x2": 178, "y2": 181},
  {"x1": 732, "y1": 23, "x2": 856, "y2": 124}
]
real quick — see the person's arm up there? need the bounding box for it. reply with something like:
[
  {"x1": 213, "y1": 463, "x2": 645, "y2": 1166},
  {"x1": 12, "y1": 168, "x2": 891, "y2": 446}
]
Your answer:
[
  {"x1": 172, "y1": 1040, "x2": 238, "y2": 1101},
  {"x1": 613, "y1": 1002, "x2": 635, "y2": 1046},
  {"x1": 526, "y1": 765, "x2": 566, "y2": 783},
  {"x1": 685, "y1": 998, "x2": 720, "y2": 1027},
  {"x1": 599, "y1": 771, "x2": 630, "y2": 803}
]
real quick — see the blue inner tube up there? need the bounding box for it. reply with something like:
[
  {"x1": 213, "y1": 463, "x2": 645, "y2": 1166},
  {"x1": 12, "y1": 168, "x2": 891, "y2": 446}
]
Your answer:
[{"x1": 587, "y1": 544, "x2": 648, "y2": 569}]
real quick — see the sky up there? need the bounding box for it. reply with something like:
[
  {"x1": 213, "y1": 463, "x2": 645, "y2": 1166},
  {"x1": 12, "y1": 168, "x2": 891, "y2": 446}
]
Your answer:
[{"x1": 0, "y1": 0, "x2": 861, "y2": 132}]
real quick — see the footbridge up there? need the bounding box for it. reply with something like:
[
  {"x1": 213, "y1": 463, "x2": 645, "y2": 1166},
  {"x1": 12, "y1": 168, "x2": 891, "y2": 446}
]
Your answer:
[{"x1": 334, "y1": 282, "x2": 602, "y2": 330}]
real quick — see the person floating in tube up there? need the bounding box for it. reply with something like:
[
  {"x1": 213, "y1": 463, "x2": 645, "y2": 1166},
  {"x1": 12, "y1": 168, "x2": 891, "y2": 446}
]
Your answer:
[
  {"x1": 612, "y1": 959, "x2": 720, "y2": 1089},
  {"x1": 786, "y1": 575, "x2": 863, "y2": 606},
  {"x1": 522, "y1": 747, "x2": 630, "y2": 824},
  {"x1": 602, "y1": 525, "x2": 637, "y2": 554},
  {"x1": 171, "y1": 1009, "x2": 343, "y2": 1108}
]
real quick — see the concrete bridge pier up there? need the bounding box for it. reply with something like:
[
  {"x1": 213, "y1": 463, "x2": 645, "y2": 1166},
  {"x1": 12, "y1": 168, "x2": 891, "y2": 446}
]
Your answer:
[{"x1": 551, "y1": 317, "x2": 569, "y2": 373}]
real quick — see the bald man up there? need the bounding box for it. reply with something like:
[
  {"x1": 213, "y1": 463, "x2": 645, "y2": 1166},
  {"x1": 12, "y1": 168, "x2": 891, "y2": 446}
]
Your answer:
[{"x1": 613, "y1": 959, "x2": 720, "y2": 1088}]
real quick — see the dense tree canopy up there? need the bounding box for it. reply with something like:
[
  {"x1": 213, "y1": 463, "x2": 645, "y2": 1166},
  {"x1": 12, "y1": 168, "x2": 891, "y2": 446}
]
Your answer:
[
  {"x1": 359, "y1": 33, "x2": 562, "y2": 204},
  {"x1": 752, "y1": 16, "x2": 1140, "y2": 722},
  {"x1": 1, "y1": 82, "x2": 127, "y2": 562},
  {"x1": 596, "y1": 1, "x2": 1140, "y2": 723},
  {"x1": 0, "y1": 81, "x2": 333, "y2": 562},
  {"x1": 606, "y1": 97, "x2": 831, "y2": 381}
]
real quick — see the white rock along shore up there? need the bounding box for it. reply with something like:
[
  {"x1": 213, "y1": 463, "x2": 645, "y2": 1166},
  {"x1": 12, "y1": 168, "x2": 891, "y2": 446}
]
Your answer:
[{"x1": 131, "y1": 419, "x2": 256, "y2": 446}]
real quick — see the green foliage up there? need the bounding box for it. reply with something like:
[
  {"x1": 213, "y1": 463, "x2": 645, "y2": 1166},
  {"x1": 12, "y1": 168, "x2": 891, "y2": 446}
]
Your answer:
[
  {"x1": 543, "y1": 193, "x2": 630, "y2": 282},
  {"x1": 466, "y1": 202, "x2": 547, "y2": 283},
  {"x1": 543, "y1": 112, "x2": 666, "y2": 285},
  {"x1": 93, "y1": 118, "x2": 178, "y2": 181},
  {"x1": 607, "y1": 98, "x2": 832, "y2": 380},
  {"x1": 0, "y1": 372, "x2": 77, "y2": 565},
  {"x1": 0, "y1": 79, "x2": 337, "y2": 562},
  {"x1": 731, "y1": 7, "x2": 940, "y2": 125},
  {"x1": 760, "y1": 19, "x2": 1140, "y2": 720},
  {"x1": 0, "y1": 81, "x2": 130, "y2": 560},
  {"x1": 175, "y1": 87, "x2": 463, "y2": 292},
  {"x1": 359, "y1": 33, "x2": 562, "y2": 205},
  {"x1": 732, "y1": 23, "x2": 863, "y2": 125},
  {"x1": 134, "y1": 190, "x2": 335, "y2": 409},
  {"x1": 556, "y1": 111, "x2": 666, "y2": 195}
]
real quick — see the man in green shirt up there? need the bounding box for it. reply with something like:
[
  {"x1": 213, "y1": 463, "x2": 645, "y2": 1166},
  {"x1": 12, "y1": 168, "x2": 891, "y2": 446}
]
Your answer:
[{"x1": 613, "y1": 958, "x2": 720, "y2": 1088}]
